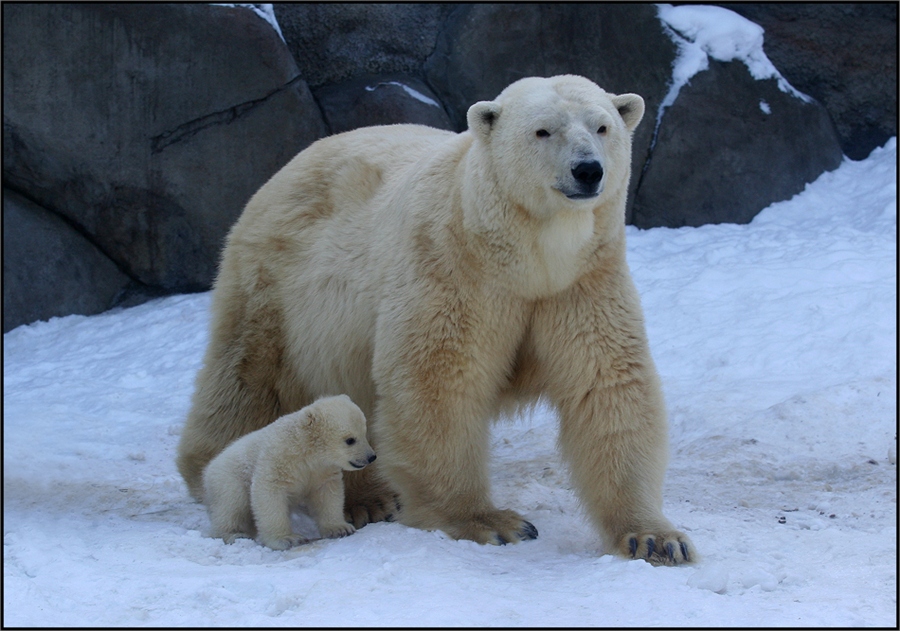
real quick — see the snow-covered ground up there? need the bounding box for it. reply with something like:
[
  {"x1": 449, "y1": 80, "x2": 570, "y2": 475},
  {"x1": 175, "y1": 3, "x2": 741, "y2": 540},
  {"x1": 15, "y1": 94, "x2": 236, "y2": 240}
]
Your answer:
[{"x1": 4, "y1": 134, "x2": 895, "y2": 625}]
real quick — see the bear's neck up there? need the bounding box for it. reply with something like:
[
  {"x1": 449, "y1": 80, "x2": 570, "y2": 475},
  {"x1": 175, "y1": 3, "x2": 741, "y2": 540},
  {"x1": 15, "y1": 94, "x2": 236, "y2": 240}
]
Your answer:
[{"x1": 459, "y1": 152, "x2": 623, "y2": 299}]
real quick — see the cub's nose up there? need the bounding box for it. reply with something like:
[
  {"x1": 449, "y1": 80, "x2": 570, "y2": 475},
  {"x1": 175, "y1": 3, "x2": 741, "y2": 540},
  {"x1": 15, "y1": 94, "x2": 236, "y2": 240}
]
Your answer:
[
  {"x1": 367, "y1": 452, "x2": 377, "y2": 464},
  {"x1": 572, "y1": 160, "x2": 604, "y2": 187}
]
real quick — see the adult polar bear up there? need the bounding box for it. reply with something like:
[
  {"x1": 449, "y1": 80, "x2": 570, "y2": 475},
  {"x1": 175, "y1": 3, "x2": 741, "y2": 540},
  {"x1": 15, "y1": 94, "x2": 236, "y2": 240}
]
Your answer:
[{"x1": 177, "y1": 75, "x2": 695, "y2": 564}]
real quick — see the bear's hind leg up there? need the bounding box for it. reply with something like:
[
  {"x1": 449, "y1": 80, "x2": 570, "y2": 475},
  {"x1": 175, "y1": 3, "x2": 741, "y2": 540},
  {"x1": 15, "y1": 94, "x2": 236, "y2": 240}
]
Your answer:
[{"x1": 177, "y1": 280, "x2": 295, "y2": 500}]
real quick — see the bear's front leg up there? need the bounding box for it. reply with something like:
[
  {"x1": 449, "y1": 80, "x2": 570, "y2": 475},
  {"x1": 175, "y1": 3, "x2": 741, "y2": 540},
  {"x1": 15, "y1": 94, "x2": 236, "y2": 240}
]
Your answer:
[
  {"x1": 309, "y1": 473, "x2": 356, "y2": 539},
  {"x1": 377, "y1": 387, "x2": 539, "y2": 545},
  {"x1": 372, "y1": 287, "x2": 537, "y2": 545},
  {"x1": 534, "y1": 266, "x2": 696, "y2": 565}
]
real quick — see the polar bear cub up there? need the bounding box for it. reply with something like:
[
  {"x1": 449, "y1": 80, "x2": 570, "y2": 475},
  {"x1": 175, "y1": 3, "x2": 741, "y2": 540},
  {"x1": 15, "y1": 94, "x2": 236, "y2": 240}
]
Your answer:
[{"x1": 202, "y1": 394, "x2": 376, "y2": 550}]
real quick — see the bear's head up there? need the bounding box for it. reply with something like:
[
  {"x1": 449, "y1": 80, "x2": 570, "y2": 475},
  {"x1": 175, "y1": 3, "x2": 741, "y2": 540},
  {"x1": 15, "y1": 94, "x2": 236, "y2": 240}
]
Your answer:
[
  {"x1": 466, "y1": 75, "x2": 644, "y2": 220},
  {"x1": 307, "y1": 395, "x2": 376, "y2": 471}
]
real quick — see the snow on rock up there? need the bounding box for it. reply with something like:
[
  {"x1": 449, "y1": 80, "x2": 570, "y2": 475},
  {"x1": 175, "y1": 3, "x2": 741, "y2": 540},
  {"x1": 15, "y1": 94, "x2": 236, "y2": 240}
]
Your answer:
[
  {"x1": 656, "y1": 3, "x2": 812, "y2": 118},
  {"x1": 212, "y1": 3, "x2": 284, "y2": 42},
  {"x1": 365, "y1": 81, "x2": 442, "y2": 108},
  {"x1": 2, "y1": 140, "x2": 896, "y2": 626}
]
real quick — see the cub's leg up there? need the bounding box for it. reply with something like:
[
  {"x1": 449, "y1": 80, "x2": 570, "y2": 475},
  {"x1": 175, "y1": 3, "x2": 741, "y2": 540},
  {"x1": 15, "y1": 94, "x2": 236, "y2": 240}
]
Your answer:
[
  {"x1": 250, "y1": 475, "x2": 306, "y2": 550},
  {"x1": 533, "y1": 265, "x2": 696, "y2": 565},
  {"x1": 203, "y1": 465, "x2": 256, "y2": 544},
  {"x1": 308, "y1": 474, "x2": 356, "y2": 539}
]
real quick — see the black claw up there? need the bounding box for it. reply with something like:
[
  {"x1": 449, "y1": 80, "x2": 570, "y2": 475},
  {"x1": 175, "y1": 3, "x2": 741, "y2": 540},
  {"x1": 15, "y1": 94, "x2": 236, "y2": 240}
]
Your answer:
[
  {"x1": 628, "y1": 537, "x2": 638, "y2": 558},
  {"x1": 646, "y1": 537, "x2": 656, "y2": 559},
  {"x1": 519, "y1": 520, "x2": 539, "y2": 540},
  {"x1": 680, "y1": 541, "x2": 690, "y2": 562},
  {"x1": 666, "y1": 542, "x2": 676, "y2": 561},
  {"x1": 496, "y1": 534, "x2": 509, "y2": 546}
]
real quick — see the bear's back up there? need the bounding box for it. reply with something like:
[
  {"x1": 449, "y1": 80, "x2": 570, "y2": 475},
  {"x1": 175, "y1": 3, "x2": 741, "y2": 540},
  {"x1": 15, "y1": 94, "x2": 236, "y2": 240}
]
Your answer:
[{"x1": 240, "y1": 125, "x2": 458, "y2": 230}]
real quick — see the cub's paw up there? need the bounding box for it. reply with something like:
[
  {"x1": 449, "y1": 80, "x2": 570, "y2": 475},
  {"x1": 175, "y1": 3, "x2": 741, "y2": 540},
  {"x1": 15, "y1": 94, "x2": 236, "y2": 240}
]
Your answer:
[
  {"x1": 452, "y1": 509, "x2": 539, "y2": 546},
  {"x1": 319, "y1": 522, "x2": 356, "y2": 539},
  {"x1": 619, "y1": 531, "x2": 695, "y2": 566},
  {"x1": 221, "y1": 532, "x2": 253, "y2": 545},
  {"x1": 260, "y1": 534, "x2": 309, "y2": 550}
]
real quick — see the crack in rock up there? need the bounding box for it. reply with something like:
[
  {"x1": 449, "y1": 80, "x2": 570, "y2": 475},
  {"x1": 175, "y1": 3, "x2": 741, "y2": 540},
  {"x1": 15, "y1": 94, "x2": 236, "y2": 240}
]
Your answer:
[{"x1": 150, "y1": 75, "x2": 305, "y2": 153}]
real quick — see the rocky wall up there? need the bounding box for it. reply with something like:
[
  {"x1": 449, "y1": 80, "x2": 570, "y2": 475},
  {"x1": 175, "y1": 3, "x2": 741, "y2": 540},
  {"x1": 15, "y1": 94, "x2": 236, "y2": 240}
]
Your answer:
[{"x1": 3, "y1": 3, "x2": 895, "y2": 331}]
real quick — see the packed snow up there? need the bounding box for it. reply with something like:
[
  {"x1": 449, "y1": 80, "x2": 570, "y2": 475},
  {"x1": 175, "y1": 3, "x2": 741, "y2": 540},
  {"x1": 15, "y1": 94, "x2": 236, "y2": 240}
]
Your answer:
[{"x1": 4, "y1": 130, "x2": 895, "y2": 625}]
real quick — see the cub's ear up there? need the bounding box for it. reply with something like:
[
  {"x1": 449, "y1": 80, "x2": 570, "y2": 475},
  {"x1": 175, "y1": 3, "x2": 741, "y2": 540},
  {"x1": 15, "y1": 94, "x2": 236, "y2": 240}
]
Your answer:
[
  {"x1": 611, "y1": 93, "x2": 645, "y2": 132},
  {"x1": 467, "y1": 101, "x2": 502, "y2": 140},
  {"x1": 303, "y1": 409, "x2": 320, "y2": 427}
]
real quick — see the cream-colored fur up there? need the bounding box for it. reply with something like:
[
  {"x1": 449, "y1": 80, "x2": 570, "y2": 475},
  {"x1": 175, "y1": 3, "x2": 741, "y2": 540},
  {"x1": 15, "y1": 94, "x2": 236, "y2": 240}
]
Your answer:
[
  {"x1": 178, "y1": 75, "x2": 695, "y2": 564},
  {"x1": 202, "y1": 395, "x2": 376, "y2": 550}
]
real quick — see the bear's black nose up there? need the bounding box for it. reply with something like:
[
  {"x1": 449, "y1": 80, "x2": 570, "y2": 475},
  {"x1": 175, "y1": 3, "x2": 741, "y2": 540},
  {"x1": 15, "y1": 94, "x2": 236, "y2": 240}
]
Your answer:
[
  {"x1": 367, "y1": 453, "x2": 377, "y2": 463},
  {"x1": 572, "y1": 161, "x2": 604, "y2": 187}
]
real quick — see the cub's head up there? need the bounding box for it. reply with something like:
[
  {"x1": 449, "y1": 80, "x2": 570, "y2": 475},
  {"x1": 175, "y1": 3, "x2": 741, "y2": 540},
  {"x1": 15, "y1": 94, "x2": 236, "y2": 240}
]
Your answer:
[
  {"x1": 466, "y1": 75, "x2": 644, "y2": 218},
  {"x1": 309, "y1": 395, "x2": 376, "y2": 471}
]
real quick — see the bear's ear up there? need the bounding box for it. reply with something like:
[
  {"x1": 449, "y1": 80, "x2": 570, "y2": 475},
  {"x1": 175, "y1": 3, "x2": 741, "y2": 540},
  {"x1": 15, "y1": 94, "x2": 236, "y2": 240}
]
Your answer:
[
  {"x1": 467, "y1": 101, "x2": 502, "y2": 140},
  {"x1": 611, "y1": 93, "x2": 645, "y2": 132}
]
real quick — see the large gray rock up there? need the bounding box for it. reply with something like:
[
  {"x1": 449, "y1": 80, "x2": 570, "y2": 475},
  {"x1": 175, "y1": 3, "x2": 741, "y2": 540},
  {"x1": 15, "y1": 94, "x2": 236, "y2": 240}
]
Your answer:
[
  {"x1": 423, "y1": 3, "x2": 678, "y2": 222},
  {"x1": 3, "y1": 189, "x2": 132, "y2": 332},
  {"x1": 725, "y1": 3, "x2": 898, "y2": 160},
  {"x1": 275, "y1": 3, "x2": 454, "y2": 88},
  {"x1": 314, "y1": 75, "x2": 453, "y2": 134},
  {"x1": 3, "y1": 3, "x2": 326, "y2": 292},
  {"x1": 632, "y1": 60, "x2": 844, "y2": 228}
]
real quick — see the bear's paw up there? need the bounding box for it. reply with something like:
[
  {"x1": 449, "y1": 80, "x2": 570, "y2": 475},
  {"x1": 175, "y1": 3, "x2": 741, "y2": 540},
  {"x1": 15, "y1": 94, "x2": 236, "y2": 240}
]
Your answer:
[
  {"x1": 451, "y1": 509, "x2": 539, "y2": 546},
  {"x1": 344, "y1": 482, "x2": 402, "y2": 528},
  {"x1": 620, "y1": 531, "x2": 695, "y2": 566}
]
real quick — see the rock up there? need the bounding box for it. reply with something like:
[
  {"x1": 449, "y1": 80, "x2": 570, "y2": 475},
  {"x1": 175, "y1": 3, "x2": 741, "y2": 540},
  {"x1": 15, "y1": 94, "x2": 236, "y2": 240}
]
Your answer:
[
  {"x1": 631, "y1": 59, "x2": 844, "y2": 228},
  {"x1": 3, "y1": 189, "x2": 131, "y2": 332},
  {"x1": 725, "y1": 3, "x2": 898, "y2": 160},
  {"x1": 2, "y1": 3, "x2": 326, "y2": 292},
  {"x1": 314, "y1": 75, "x2": 453, "y2": 134},
  {"x1": 423, "y1": 3, "x2": 678, "y2": 222},
  {"x1": 275, "y1": 4, "x2": 454, "y2": 88}
]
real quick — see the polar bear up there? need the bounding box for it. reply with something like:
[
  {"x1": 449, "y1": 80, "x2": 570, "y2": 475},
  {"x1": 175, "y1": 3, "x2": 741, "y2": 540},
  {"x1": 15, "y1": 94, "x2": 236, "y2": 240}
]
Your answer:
[
  {"x1": 178, "y1": 75, "x2": 695, "y2": 564},
  {"x1": 202, "y1": 395, "x2": 376, "y2": 550}
]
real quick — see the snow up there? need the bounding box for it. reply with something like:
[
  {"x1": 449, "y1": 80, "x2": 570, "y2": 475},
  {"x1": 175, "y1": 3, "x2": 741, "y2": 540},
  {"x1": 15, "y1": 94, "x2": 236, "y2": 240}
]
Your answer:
[{"x1": 4, "y1": 135, "x2": 895, "y2": 625}]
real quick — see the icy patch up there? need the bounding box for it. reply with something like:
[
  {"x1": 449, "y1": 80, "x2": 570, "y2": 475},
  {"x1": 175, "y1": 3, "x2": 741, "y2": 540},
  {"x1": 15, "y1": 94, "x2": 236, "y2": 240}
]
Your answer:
[
  {"x1": 212, "y1": 3, "x2": 284, "y2": 43},
  {"x1": 365, "y1": 81, "x2": 442, "y2": 108},
  {"x1": 759, "y1": 100, "x2": 771, "y2": 115}
]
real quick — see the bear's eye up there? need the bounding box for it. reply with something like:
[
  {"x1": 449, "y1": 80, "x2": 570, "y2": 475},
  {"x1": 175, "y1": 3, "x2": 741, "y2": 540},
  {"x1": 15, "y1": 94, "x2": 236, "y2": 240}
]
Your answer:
[
  {"x1": 597, "y1": 125, "x2": 607, "y2": 135},
  {"x1": 535, "y1": 129, "x2": 550, "y2": 138},
  {"x1": 345, "y1": 437, "x2": 356, "y2": 446}
]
